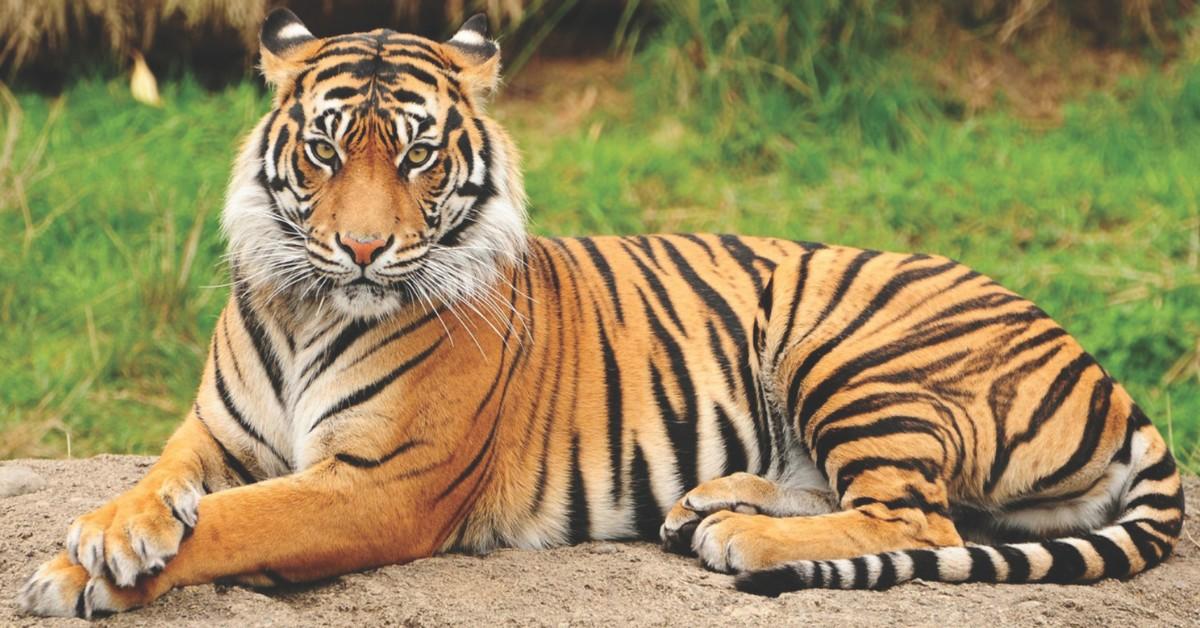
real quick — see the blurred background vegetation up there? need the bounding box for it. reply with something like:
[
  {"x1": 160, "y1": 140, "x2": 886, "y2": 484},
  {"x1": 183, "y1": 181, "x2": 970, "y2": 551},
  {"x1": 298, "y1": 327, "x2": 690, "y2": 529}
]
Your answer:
[{"x1": 0, "y1": 0, "x2": 1197, "y2": 470}]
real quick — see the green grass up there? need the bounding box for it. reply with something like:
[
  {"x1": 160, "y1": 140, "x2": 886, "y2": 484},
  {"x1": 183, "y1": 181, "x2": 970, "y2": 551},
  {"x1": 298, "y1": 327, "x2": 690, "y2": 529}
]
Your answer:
[{"x1": 1, "y1": 58, "x2": 1198, "y2": 468}]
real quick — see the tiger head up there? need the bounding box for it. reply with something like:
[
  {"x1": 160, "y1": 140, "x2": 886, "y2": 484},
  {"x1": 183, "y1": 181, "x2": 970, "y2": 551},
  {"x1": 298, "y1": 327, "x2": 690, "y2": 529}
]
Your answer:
[{"x1": 223, "y1": 9, "x2": 527, "y2": 319}]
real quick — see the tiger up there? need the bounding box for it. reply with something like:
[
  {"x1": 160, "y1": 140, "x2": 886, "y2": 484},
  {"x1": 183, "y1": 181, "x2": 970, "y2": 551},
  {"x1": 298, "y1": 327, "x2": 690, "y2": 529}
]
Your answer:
[{"x1": 18, "y1": 9, "x2": 1184, "y2": 618}]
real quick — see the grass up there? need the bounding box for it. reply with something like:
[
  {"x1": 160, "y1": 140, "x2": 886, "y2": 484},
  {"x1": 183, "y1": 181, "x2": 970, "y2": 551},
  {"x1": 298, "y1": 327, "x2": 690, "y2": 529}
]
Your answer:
[{"x1": 1, "y1": 52, "x2": 1198, "y2": 469}]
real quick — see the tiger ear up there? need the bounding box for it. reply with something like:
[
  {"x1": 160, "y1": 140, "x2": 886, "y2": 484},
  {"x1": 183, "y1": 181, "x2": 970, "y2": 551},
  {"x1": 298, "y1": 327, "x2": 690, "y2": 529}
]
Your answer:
[
  {"x1": 259, "y1": 8, "x2": 322, "y2": 90},
  {"x1": 443, "y1": 14, "x2": 501, "y2": 100}
]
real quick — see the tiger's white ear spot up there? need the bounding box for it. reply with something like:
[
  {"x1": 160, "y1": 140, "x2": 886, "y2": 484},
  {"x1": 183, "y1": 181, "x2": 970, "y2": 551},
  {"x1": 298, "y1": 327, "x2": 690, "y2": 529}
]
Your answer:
[
  {"x1": 276, "y1": 22, "x2": 313, "y2": 43},
  {"x1": 445, "y1": 13, "x2": 498, "y2": 61}
]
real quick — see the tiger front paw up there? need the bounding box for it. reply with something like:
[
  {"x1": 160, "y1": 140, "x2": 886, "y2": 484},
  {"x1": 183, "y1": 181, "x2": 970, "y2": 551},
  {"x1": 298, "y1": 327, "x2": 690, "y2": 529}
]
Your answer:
[
  {"x1": 17, "y1": 554, "x2": 154, "y2": 618},
  {"x1": 661, "y1": 472, "x2": 835, "y2": 555},
  {"x1": 692, "y1": 510, "x2": 793, "y2": 574},
  {"x1": 661, "y1": 495, "x2": 761, "y2": 556},
  {"x1": 66, "y1": 475, "x2": 201, "y2": 587}
]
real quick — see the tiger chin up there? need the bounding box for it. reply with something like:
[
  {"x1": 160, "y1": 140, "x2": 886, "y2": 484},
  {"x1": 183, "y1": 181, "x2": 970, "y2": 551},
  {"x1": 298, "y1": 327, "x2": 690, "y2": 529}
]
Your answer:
[{"x1": 18, "y1": 9, "x2": 1184, "y2": 618}]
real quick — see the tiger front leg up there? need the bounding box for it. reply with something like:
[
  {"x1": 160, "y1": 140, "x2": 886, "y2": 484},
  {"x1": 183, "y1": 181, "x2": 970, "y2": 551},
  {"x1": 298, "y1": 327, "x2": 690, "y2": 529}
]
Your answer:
[
  {"x1": 660, "y1": 472, "x2": 837, "y2": 554},
  {"x1": 18, "y1": 454, "x2": 456, "y2": 618}
]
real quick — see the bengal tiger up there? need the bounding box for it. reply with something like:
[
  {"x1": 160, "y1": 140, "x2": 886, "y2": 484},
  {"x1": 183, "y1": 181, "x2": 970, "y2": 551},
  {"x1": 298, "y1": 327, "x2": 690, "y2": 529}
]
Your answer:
[{"x1": 18, "y1": 10, "x2": 1184, "y2": 617}]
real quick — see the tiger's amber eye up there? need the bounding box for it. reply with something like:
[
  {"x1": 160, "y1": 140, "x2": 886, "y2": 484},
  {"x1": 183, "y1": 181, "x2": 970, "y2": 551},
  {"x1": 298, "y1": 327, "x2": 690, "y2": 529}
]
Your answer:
[
  {"x1": 406, "y1": 146, "x2": 430, "y2": 166},
  {"x1": 311, "y1": 140, "x2": 337, "y2": 163}
]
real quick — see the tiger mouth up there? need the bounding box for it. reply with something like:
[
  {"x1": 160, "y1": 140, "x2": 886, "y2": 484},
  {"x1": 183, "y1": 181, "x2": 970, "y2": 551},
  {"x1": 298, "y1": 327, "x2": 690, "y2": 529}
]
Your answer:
[
  {"x1": 347, "y1": 276, "x2": 382, "y2": 288},
  {"x1": 341, "y1": 276, "x2": 390, "y2": 297}
]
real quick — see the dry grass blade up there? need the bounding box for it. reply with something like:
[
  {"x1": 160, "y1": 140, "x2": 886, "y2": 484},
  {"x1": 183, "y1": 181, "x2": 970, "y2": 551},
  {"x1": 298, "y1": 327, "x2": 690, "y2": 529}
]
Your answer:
[
  {"x1": 997, "y1": 0, "x2": 1052, "y2": 43},
  {"x1": 0, "y1": 80, "x2": 19, "y2": 175}
]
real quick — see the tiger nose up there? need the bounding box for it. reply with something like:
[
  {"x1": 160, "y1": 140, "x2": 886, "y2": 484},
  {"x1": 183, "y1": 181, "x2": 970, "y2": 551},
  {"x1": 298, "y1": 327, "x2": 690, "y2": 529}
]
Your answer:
[{"x1": 336, "y1": 233, "x2": 393, "y2": 266}]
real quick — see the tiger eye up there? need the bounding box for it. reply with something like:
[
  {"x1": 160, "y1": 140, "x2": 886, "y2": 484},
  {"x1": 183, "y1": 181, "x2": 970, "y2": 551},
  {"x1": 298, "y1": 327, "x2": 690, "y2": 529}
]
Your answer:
[
  {"x1": 311, "y1": 140, "x2": 337, "y2": 163},
  {"x1": 406, "y1": 146, "x2": 431, "y2": 166}
]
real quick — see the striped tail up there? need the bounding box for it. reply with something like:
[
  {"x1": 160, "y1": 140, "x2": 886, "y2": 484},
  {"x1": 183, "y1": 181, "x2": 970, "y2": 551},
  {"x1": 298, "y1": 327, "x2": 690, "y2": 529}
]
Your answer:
[{"x1": 737, "y1": 425, "x2": 1186, "y2": 595}]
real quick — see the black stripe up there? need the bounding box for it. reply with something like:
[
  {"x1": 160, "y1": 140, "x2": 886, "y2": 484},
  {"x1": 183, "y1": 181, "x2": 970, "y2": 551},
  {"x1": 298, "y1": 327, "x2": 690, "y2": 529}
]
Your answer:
[
  {"x1": 565, "y1": 436, "x2": 590, "y2": 544},
  {"x1": 874, "y1": 552, "x2": 898, "y2": 588},
  {"x1": 1087, "y1": 532, "x2": 1131, "y2": 578},
  {"x1": 798, "y1": 329, "x2": 989, "y2": 430},
  {"x1": 717, "y1": 235, "x2": 773, "y2": 292},
  {"x1": 988, "y1": 353, "x2": 1097, "y2": 491},
  {"x1": 578, "y1": 238, "x2": 626, "y2": 324},
  {"x1": 1132, "y1": 453, "x2": 1178, "y2": 484},
  {"x1": 704, "y1": 320, "x2": 736, "y2": 394},
  {"x1": 310, "y1": 338, "x2": 443, "y2": 431},
  {"x1": 707, "y1": 320, "x2": 771, "y2": 471},
  {"x1": 801, "y1": 309, "x2": 1046, "y2": 449},
  {"x1": 787, "y1": 259, "x2": 958, "y2": 405},
  {"x1": 650, "y1": 363, "x2": 696, "y2": 490},
  {"x1": 1122, "y1": 521, "x2": 1168, "y2": 564},
  {"x1": 1032, "y1": 377, "x2": 1114, "y2": 491},
  {"x1": 335, "y1": 439, "x2": 423, "y2": 468},
  {"x1": 630, "y1": 445, "x2": 662, "y2": 539},
  {"x1": 1041, "y1": 540, "x2": 1087, "y2": 583},
  {"x1": 386, "y1": 47, "x2": 448, "y2": 70},
  {"x1": 220, "y1": 317, "x2": 246, "y2": 383},
  {"x1": 778, "y1": 247, "x2": 819, "y2": 367},
  {"x1": 816, "y1": 416, "x2": 943, "y2": 475},
  {"x1": 346, "y1": 307, "x2": 442, "y2": 369},
  {"x1": 1124, "y1": 492, "x2": 1184, "y2": 512},
  {"x1": 437, "y1": 416, "x2": 500, "y2": 501},
  {"x1": 195, "y1": 405, "x2": 257, "y2": 485},
  {"x1": 908, "y1": 549, "x2": 939, "y2": 580},
  {"x1": 211, "y1": 342, "x2": 289, "y2": 466},
  {"x1": 638, "y1": 289, "x2": 699, "y2": 490},
  {"x1": 811, "y1": 560, "x2": 825, "y2": 587},
  {"x1": 827, "y1": 560, "x2": 842, "y2": 588},
  {"x1": 804, "y1": 249, "x2": 882, "y2": 338},
  {"x1": 300, "y1": 318, "x2": 379, "y2": 387},
  {"x1": 323, "y1": 86, "x2": 360, "y2": 101},
  {"x1": 234, "y1": 288, "x2": 286, "y2": 407},
  {"x1": 835, "y1": 457, "x2": 939, "y2": 496},
  {"x1": 597, "y1": 318, "x2": 624, "y2": 500},
  {"x1": 1136, "y1": 511, "x2": 1183, "y2": 538},
  {"x1": 312, "y1": 44, "x2": 376, "y2": 61},
  {"x1": 385, "y1": 36, "x2": 442, "y2": 56},
  {"x1": 437, "y1": 119, "x2": 495, "y2": 246},
  {"x1": 966, "y1": 546, "x2": 996, "y2": 581},
  {"x1": 393, "y1": 88, "x2": 426, "y2": 105},
  {"x1": 910, "y1": 291, "x2": 1027, "y2": 332},
  {"x1": 996, "y1": 544, "x2": 1031, "y2": 582},
  {"x1": 393, "y1": 63, "x2": 439, "y2": 88},
  {"x1": 621, "y1": 241, "x2": 686, "y2": 334},
  {"x1": 715, "y1": 404, "x2": 749, "y2": 476},
  {"x1": 850, "y1": 484, "x2": 948, "y2": 516},
  {"x1": 851, "y1": 556, "x2": 870, "y2": 588}
]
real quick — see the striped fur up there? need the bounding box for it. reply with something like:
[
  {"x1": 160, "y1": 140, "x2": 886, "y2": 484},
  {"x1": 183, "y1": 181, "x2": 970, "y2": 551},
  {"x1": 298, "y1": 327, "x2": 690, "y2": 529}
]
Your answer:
[{"x1": 18, "y1": 10, "x2": 1184, "y2": 618}]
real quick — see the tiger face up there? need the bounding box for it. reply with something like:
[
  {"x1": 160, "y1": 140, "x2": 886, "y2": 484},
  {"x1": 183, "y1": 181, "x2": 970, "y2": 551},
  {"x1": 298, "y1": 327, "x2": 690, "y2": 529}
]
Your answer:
[{"x1": 223, "y1": 11, "x2": 527, "y2": 319}]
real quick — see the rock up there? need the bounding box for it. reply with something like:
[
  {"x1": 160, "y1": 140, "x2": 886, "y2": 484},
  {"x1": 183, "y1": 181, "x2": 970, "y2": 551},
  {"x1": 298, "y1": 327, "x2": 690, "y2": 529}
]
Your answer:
[{"x1": 0, "y1": 465, "x2": 47, "y2": 498}]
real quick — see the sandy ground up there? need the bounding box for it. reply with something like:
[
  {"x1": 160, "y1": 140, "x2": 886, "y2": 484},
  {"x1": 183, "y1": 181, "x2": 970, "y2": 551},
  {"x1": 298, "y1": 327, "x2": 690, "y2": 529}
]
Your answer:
[{"x1": 1, "y1": 456, "x2": 1197, "y2": 627}]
